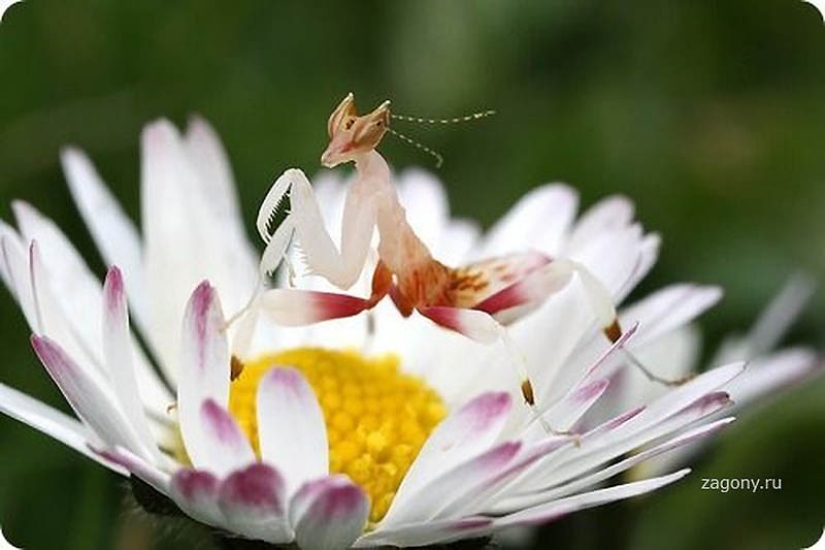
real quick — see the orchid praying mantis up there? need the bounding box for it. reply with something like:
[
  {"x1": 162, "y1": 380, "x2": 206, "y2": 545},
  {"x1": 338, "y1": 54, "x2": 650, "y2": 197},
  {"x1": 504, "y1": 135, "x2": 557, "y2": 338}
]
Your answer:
[{"x1": 238, "y1": 93, "x2": 674, "y2": 412}]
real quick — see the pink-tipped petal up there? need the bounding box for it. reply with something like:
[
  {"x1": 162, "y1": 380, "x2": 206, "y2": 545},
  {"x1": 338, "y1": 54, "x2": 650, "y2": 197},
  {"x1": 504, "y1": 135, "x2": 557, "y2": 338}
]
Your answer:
[
  {"x1": 257, "y1": 368, "x2": 328, "y2": 493},
  {"x1": 170, "y1": 469, "x2": 223, "y2": 526},
  {"x1": 178, "y1": 281, "x2": 231, "y2": 471},
  {"x1": 102, "y1": 266, "x2": 161, "y2": 463},
  {"x1": 91, "y1": 445, "x2": 170, "y2": 494},
  {"x1": 292, "y1": 476, "x2": 369, "y2": 550},
  {"x1": 532, "y1": 391, "x2": 732, "y2": 491},
  {"x1": 528, "y1": 378, "x2": 610, "y2": 437},
  {"x1": 396, "y1": 169, "x2": 450, "y2": 252},
  {"x1": 382, "y1": 442, "x2": 523, "y2": 526},
  {"x1": 388, "y1": 392, "x2": 512, "y2": 515},
  {"x1": 200, "y1": 399, "x2": 256, "y2": 477},
  {"x1": 30, "y1": 335, "x2": 148, "y2": 460},
  {"x1": 498, "y1": 418, "x2": 734, "y2": 512},
  {"x1": 218, "y1": 463, "x2": 292, "y2": 544}
]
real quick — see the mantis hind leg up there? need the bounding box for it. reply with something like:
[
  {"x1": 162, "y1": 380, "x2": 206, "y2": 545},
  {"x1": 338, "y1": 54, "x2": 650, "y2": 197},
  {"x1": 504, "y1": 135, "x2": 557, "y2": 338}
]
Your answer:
[{"x1": 417, "y1": 305, "x2": 578, "y2": 438}]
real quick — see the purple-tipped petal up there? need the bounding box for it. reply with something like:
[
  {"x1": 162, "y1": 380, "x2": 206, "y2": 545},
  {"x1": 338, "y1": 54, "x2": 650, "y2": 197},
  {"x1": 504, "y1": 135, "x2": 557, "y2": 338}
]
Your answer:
[
  {"x1": 178, "y1": 281, "x2": 231, "y2": 471},
  {"x1": 102, "y1": 266, "x2": 161, "y2": 462},
  {"x1": 388, "y1": 392, "x2": 512, "y2": 515},
  {"x1": 199, "y1": 399, "x2": 256, "y2": 477},
  {"x1": 383, "y1": 442, "x2": 523, "y2": 526},
  {"x1": 30, "y1": 335, "x2": 148, "y2": 459},
  {"x1": 92, "y1": 445, "x2": 170, "y2": 494},
  {"x1": 257, "y1": 367, "x2": 328, "y2": 493},
  {"x1": 496, "y1": 418, "x2": 734, "y2": 513},
  {"x1": 218, "y1": 463, "x2": 292, "y2": 544},
  {"x1": 526, "y1": 378, "x2": 609, "y2": 438},
  {"x1": 170, "y1": 469, "x2": 222, "y2": 526},
  {"x1": 291, "y1": 476, "x2": 369, "y2": 550}
]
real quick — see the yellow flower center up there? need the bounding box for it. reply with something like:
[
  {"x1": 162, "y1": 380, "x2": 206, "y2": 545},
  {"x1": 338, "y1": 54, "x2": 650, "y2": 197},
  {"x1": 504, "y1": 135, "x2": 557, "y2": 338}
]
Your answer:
[{"x1": 228, "y1": 347, "x2": 447, "y2": 523}]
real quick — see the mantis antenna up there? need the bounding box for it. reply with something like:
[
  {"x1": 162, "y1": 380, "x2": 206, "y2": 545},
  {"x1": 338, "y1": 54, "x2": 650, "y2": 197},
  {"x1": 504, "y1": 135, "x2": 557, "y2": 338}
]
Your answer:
[
  {"x1": 387, "y1": 109, "x2": 496, "y2": 168},
  {"x1": 387, "y1": 127, "x2": 444, "y2": 168},
  {"x1": 390, "y1": 110, "x2": 497, "y2": 124}
]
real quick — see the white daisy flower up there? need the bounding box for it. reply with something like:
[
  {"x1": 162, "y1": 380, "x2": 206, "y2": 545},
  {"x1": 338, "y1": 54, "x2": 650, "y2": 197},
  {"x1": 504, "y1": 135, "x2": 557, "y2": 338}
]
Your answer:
[{"x1": 0, "y1": 114, "x2": 800, "y2": 549}]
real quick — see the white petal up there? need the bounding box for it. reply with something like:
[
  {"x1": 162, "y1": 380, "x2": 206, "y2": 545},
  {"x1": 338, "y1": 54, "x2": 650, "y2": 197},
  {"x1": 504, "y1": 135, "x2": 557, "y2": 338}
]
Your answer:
[
  {"x1": 0, "y1": 382, "x2": 126, "y2": 474},
  {"x1": 183, "y1": 116, "x2": 259, "y2": 306},
  {"x1": 737, "y1": 273, "x2": 815, "y2": 359},
  {"x1": 569, "y1": 223, "x2": 645, "y2": 297},
  {"x1": 183, "y1": 116, "x2": 243, "y2": 229},
  {"x1": 60, "y1": 147, "x2": 149, "y2": 330},
  {"x1": 0, "y1": 221, "x2": 37, "y2": 328},
  {"x1": 386, "y1": 392, "x2": 512, "y2": 519},
  {"x1": 615, "y1": 233, "x2": 660, "y2": 302},
  {"x1": 723, "y1": 348, "x2": 818, "y2": 407},
  {"x1": 438, "y1": 219, "x2": 481, "y2": 264},
  {"x1": 396, "y1": 169, "x2": 449, "y2": 250},
  {"x1": 564, "y1": 195, "x2": 634, "y2": 254},
  {"x1": 291, "y1": 476, "x2": 369, "y2": 550},
  {"x1": 29, "y1": 335, "x2": 151, "y2": 460},
  {"x1": 356, "y1": 517, "x2": 493, "y2": 548},
  {"x1": 218, "y1": 463, "x2": 293, "y2": 544},
  {"x1": 477, "y1": 184, "x2": 578, "y2": 259},
  {"x1": 621, "y1": 284, "x2": 723, "y2": 349},
  {"x1": 494, "y1": 469, "x2": 691, "y2": 529},
  {"x1": 178, "y1": 281, "x2": 231, "y2": 470},
  {"x1": 257, "y1": 367, "x2": 328, "y2": 493},
  {"x1": 141, "y1": 120, "x2": 257, "y2": 381},
  {"x1": 102, "y1": 266, "x2": 163, "y2": 462}
]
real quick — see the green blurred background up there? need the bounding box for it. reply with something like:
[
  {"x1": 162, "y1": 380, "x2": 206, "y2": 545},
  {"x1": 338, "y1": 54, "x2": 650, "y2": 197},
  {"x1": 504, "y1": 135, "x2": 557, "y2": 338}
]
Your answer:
[{"x1": 1, "y1": 0, "x2": 824, "y2": 548}]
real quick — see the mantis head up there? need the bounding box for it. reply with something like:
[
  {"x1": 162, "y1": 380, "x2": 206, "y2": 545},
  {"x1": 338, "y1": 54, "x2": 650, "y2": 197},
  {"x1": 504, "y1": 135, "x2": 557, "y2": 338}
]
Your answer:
[{"x1": 321, "y1": 93, "x2": 391, "y2": 168}]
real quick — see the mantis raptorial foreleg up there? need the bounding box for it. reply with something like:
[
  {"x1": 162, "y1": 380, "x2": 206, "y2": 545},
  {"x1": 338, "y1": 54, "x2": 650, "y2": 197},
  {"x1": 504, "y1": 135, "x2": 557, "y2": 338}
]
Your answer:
[{"x1": 257, "y1": 168, "x2": 378, "y2": 290}]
